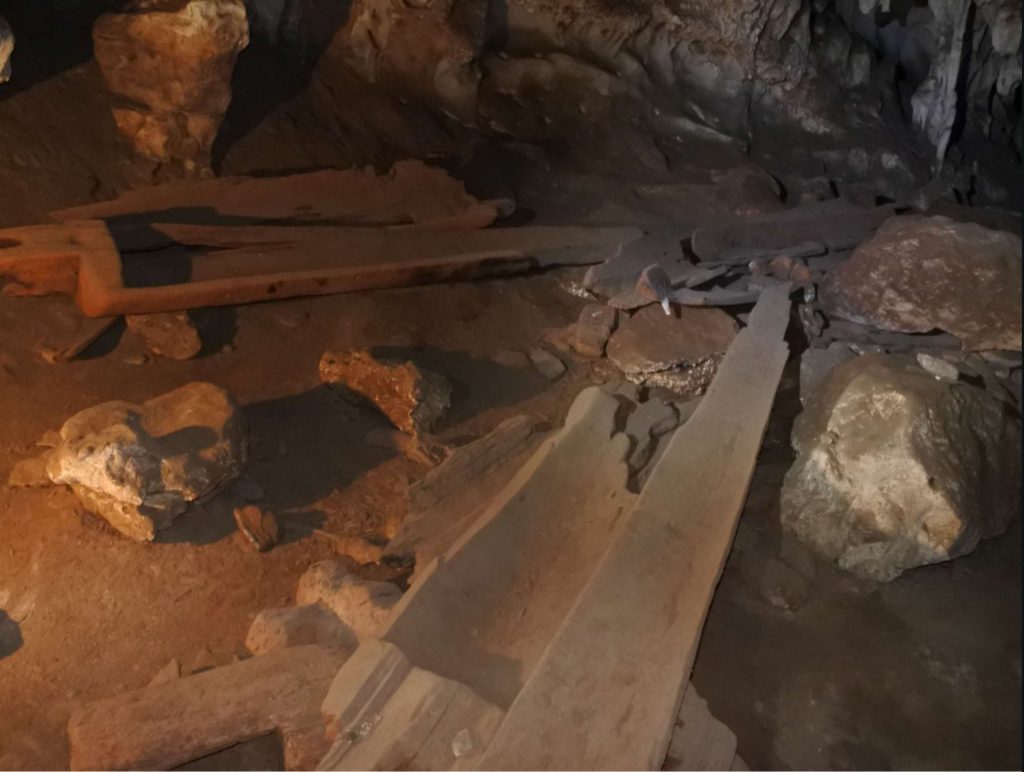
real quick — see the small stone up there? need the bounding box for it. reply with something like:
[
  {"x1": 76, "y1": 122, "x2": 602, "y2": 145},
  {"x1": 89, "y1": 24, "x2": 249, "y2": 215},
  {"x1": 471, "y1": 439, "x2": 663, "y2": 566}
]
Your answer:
[
  {"x1": 125, "y1": 311, "x2": 202, "y2": 360},
  {"x1": 635, "y1": 355, "x2": 723, "y2": 399},
  {"x1": 451, "y1": 728, "x2": 475, "y2": 759},
  {"x1": 528, "y1": 348, "x2": 566, "y2": 380},
  {"x1": 245, "y1": 604, "x2": 358, "y2": 656},
  {"x1": 124, "y1": 355, "x2": 149, "y2": 365},
  {"x1": 540, "y1": 326, "x2": 574, "y2": 353},
  {"x1": 234, "y1": 505, "x2": 280, "y2": 551},
  {"x1": 916, "y1": 352, "x2": 959, "y2": 382},
  {"x1": 189, "y1": 647, "x2": 217, "y2": 675},
  {"x1": 295, "y1": 559, "x2": 403, "y2": 639},
  {"x1": 7, "y1": 453, "x2": 52, "y2": 488},
  {"x1": 320, "y1": 350, "x2": 451, "y2": 435},
  {"x1": 572, "y1": 304, "x2": 617, "y2": 358},
  {"x1": 148, "y1": 658, "x2": 181, "y2": 687}
]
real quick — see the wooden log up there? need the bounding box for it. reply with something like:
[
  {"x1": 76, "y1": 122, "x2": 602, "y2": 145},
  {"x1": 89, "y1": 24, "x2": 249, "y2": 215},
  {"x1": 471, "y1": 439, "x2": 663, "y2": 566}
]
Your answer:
[
  {"x1": 479, "y1": 285, "x2": 792, "y2": 770},
  {"x1": 67, "y1": 645, "x2": 345, "y2": 771},
  {"x1": 52, "y1": 160, "x2": 509, "y2": 231}
]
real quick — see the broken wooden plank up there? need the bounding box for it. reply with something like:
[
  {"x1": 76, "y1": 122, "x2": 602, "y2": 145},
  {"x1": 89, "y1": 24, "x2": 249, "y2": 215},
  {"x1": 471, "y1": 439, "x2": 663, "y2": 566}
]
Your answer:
[
  {"x1": 478, "y1": 285, "x2": 792, "y2": 771},
  {"x1": 384, "y1": 415, "x2": 546, "y2": 578},
  {"x1": 319, "y1": 641, "x2": 505, "y2": 771},
  {"x1": 67, "y1": 644, "x2": 346, "y2": 771},
  {"x1": 52, "y1": 160, "x2": 509, "y2": 231},
  {"x1": 0, "y1": 221, "x2": 115, "y2": 297},
  {"x1": 690, "y1": 199, "x2": 893, "y2": 261},
  {"x1": 1, "y1": 221, "x2": 641, "y2": 317},
  {"x1": 663, "y1": 686, "x2": 738, "y2": 772},
  {"x1": 381, "y1": 388, "x2": 635, "y2": 710}
]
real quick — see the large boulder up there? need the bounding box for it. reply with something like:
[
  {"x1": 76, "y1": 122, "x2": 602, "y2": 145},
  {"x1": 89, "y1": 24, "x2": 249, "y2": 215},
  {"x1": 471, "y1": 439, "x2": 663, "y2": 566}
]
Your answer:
[
  {"x1": 93, "y1": 0, "x2": 249, "y2": 176},
  {"x1": 47, "y1": 382, "x2": 247, "y2": 541},
  {"x1": 821, "y1": 216, "x2": 1023, "y2": 352},
  {"x1": 781, "y1": 354, "x2": 1020, "y2": 581}
]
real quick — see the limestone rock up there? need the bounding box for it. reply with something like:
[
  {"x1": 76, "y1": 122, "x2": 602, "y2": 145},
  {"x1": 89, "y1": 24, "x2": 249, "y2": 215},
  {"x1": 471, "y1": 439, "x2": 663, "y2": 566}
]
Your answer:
[
  {"x1": 93, "y1": 0, "x2": 249, "y2": 175},
  {"x1": 573, "y1": 304, "x2": 618, "y2": 358},
  {"x1": 799, "y1": 344, "x2": 856, "y2": 405},
  {"x1": 295, "y1": 559, "x2": 403, "y2": 639},
  {"x1": 781, "y1": 354, "x2": 1021, "y2": 581},
  {"x1": 245, "y1": 604, "x2": 358, "y2": 656},
  {"x1": 46, "y1": 382, "x2": 247, "y2": 541},
  {"x1": 320, "y1": 350, "x2": 451, "y2": 436},
  {"x1": 126, "y1": 312, "x2": 202, "y2": 360},
  {"x1": 821, "y1": 216, "x2": 1023, "y2": 352},
  {"x1": 0, "y1": 14, "x2": 13, "y2": 83}
]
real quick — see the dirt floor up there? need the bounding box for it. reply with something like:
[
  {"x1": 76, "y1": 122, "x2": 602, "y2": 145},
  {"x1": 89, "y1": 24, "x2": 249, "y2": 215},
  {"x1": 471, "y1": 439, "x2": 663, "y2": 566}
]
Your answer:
[{"x1": 0, "y1": 38, "x2": 1021, "y2": 772}]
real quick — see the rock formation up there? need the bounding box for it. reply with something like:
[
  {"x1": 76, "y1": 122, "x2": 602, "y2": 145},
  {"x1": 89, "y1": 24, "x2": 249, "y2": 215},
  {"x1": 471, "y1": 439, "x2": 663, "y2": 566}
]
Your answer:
[
  {"x1": 46, "y1": 382, "x2": 247, "y2": 541},
  {"x1": 93, "y1": 0, "x2": 250, "y2": 176},
  {"x1": 822, "y1": 215, "x2": 1023, "y2": 352},
  {"x1": 0, "y1": 14, "x2": 13, "y2": 84},
  {"x1": 781, "y1": 354, "x2": 1021, "y2": 581}
]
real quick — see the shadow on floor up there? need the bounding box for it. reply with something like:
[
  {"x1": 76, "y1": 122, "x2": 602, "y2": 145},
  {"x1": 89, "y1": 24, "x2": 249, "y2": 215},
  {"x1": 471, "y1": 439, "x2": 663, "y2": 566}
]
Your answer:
[{"x1": 0, "y1": 609, "x2": 22, "y2": 659}]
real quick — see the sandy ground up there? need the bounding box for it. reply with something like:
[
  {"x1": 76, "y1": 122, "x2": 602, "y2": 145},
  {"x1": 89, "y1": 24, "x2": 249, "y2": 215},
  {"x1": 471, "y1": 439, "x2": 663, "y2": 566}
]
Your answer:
[{"x1": 0, "y1": 41, "x2": 1020, "y2": 772}]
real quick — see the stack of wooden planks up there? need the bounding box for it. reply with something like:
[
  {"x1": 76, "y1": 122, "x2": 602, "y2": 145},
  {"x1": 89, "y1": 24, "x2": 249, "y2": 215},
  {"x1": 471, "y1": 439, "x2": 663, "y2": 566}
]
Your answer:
[{"x1": 0, "y1": 160, "x2": 642, "y2": 317}]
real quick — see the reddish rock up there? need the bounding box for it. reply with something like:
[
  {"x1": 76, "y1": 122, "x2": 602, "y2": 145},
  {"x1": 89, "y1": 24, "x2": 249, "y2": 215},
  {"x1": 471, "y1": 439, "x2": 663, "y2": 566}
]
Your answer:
[{"x1": 821, "y1": 216, "x2": 1022, "y2": 352}]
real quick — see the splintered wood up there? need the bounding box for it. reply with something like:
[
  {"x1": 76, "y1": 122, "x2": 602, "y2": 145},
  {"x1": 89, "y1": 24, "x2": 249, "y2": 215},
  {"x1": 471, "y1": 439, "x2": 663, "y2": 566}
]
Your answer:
[{"x1": 479, "y1": 285, "x2": 792, "y2": 770}]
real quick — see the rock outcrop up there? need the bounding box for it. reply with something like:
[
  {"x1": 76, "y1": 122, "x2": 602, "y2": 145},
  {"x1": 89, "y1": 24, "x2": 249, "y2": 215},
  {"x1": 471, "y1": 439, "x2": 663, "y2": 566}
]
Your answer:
[
  {"x1": 781, "y1": 354, "x2": 1021, "y2": 581},
  {"x1": 821, "y1": 216, "x2": 1023, "y2": 352},
  {"x1": 46, "y1": 382, "x2": 247, "y2": 541},
  {"x1": 320, "y1": 350, "x2": 451, "y2": 436},
  {"x1": 93, "y1": 0, "x2": 249, "y2": 176},
  {"x1": 0, "y1": 14, "x2": 13, "y2": 84}
]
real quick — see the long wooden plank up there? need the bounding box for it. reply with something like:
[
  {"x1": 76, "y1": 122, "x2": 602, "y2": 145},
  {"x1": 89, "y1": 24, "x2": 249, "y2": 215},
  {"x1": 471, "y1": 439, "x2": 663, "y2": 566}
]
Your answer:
[
  {"x1": 479, "y1": 285, "x2": 791, "y2": 770},
  {"x1": 0, "y1": 221, "x2": 112, "y2": 296},
  {"x1": 74, "y1": 225, "x2": 640, "y2": 316},
  {"x1": 52, "y1": 160, "x2": 506, "y2": 231},
  {"x1": 381, "y1": 388, "x2": 635, "y2": 710},
  {"x1": 68, "y1": 645, "x2": 345, "y2": 771}
]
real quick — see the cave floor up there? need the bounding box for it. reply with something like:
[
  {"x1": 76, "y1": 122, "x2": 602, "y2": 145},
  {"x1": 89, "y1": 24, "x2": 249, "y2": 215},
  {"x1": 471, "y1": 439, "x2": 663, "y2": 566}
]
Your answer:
[
  {"x1": 0, "y1": 55, "x2": 1020, "y2": 772},
  {"x1": 0, "y1": 273, "x2": 1019, "y2": 771}
]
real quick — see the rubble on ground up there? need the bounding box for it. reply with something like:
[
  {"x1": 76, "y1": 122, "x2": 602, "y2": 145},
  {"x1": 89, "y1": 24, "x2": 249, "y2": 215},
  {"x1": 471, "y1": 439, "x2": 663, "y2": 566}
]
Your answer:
[
  {"x1": 92, "y1": 0, "x2": 250, "y2": 176},
  {"x1": 44, "y1": 382, "x2": 247, "y2": 541},
  {"x1": 319, "y1": 350, "x2": 451, "y2": 436},
  {"x1": 782, "y1": 354, "x2": 1021, "y2": 582},
  {"x1": 821, "y1": 216, "x2": 1023, "y2": 352},
  {"x1": 606, "y1": 305, "x2": 738, "y2": 397},
  {"x1": 125, "y1": 312, "x2": 202, "y2": 360}
]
